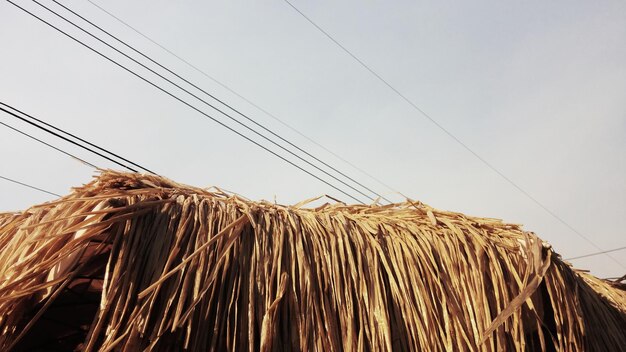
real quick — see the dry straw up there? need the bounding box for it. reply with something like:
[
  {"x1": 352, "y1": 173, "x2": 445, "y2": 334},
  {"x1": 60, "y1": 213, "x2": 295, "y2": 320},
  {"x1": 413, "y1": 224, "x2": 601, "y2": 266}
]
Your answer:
[{"x1": 0, "y1": 170, "x2": 624, "y2": 351}]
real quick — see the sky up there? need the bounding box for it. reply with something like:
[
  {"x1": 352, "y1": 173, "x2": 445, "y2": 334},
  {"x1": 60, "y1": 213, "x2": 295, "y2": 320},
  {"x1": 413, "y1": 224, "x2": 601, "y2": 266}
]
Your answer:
[{"x1": 0, "y1": 0, "x2": 624, "y2": 278}]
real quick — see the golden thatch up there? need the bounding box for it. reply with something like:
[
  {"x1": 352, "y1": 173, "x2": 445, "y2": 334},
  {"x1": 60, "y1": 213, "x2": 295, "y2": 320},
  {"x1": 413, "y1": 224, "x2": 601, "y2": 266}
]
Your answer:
[{"x1": 0, "y1": 170, "x2": 624, "y2": 351}]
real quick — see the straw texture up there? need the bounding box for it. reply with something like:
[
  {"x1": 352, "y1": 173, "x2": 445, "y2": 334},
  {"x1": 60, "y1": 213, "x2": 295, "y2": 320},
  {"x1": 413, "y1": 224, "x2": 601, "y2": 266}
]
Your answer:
[{"x1": 0, "y1": 170, "x2": 624, "y2": 351}]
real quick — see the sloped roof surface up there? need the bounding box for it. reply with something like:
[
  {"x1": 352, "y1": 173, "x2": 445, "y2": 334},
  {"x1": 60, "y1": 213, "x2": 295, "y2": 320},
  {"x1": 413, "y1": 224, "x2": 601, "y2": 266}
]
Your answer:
[{"x1": 0, "y1": 171, "x2": 624, "y2": 351}]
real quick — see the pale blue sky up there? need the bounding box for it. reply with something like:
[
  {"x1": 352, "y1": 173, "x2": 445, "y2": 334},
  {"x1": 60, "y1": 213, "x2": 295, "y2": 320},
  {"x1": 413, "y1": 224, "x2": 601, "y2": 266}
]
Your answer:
[{"x1": 1, "y1": 0, "x2": 624, "y2": 277}]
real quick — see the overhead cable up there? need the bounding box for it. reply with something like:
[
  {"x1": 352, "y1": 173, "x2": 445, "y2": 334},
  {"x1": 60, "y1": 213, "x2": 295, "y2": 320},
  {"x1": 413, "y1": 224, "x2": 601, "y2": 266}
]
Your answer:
[
  {"x1": 0, "y1": 102, "x2": 156, "y2": 174},
  {"x1": 0, "y1": 104, "x2": 134, "y2": 173},
  {"x1": 0, "y1": 175, "x2": 61, "y2": 197},
  {"x1": 31, "y1": 0, "x2": 379, "y2": 203},
  {"x1": 565, "y1": 246, "x2": 626, "y2": 261},
  {"x1": 0, "y1": 117, "x2": 97, "y2": 168},
  {"x1": 5, "y1": 0, "x2": 366, "y2": 204},
  {"x1": 283, "y1": 0, "x2": 625, "y2": 269},
  {"x1": 85, "y1": 0, "x2": 399, "y2": 199},
  {"x1": 52, "y1": 0, "x2": 391, "y2": 204}
]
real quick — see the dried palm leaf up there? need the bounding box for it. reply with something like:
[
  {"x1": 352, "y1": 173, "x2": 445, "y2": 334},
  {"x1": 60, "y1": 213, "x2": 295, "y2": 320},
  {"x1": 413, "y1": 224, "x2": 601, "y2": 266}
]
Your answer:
[{"x1": 0, "y1": 170, "x2": 624, "y2": 351}]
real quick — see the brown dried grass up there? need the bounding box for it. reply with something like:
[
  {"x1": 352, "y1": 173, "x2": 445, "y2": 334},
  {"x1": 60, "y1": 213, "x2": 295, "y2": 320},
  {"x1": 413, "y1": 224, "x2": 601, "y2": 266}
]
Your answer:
[{"x1": 0, "y1": 170, "x2": 624, "y2": 351}]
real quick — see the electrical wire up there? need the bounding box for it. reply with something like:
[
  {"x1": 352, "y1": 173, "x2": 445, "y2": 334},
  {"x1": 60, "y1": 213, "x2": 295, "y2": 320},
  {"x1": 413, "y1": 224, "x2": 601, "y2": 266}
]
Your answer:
[
  {"x1": 283, "y1": 0, "x2": 626, "y2": 269},
  {"x1": 32, "y1": 0, "x2": 379, "y2": 204},
  {"x1": 85, "y1": 0, "x2": 399, "y2": 199},
  {"x1": 0, "y1": 175, "x2": 61, "y2": 197},
  {"x1": 0, "y1": 118, "x2": 97, "y2": 168},
  {"x1": 565, "y1": 246, "x2": 626, "y2": 261},
  {"x1": 5, "y1": 0, "x2": 366, "y2": 204},
  {"x1": 0, "y1": 102, "x2": 157, "y2": 199},
  {"x1": 52, "y1": 0, "x2": 391, "y2": 204},
  {"x1": 0, "y1": 101, "x2": 156, "y2": 174},
  {"x1": 0, "y1": 105, "x2": 135, "y2": 173},
  {"x1": 27, "y1": 0, "x2": 372, "y2": 203}
]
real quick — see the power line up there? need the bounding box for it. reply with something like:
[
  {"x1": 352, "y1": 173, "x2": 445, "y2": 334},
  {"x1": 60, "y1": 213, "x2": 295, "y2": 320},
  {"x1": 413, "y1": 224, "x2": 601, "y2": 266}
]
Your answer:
[
  {"x1": 5, "y1": 0, "x2": 365, "y2": 204},
  {"x1": 566, "y1": 246, "x2": 626, "y2": 261},
  {"x1": 52, "y1": 0, "x2": 391, "y2": 204},
  {"x1": 0, "y1": 102, "x2": 156, "y2": 174},
  {"x1": 0, "y1": 175, "x2": 61, "y2": 197},
  {"x1": 0, "y1": 117, "x2": 97, "y2": 168},
  {"x1": 33, "y1": 0, "x2": 381, "y2": 204},
  {"x1": 0, "y1": 101, "x2": 159, "y2": 199},
  {"x1": 283, "y1": 0, "x2": 626, "y2": 269},
  {"x1": 0, "y1": 104, "x2": 135, "y2": 173},
  {"x1": 84, "y1": 0, "x2": 399, "y2": 200}
]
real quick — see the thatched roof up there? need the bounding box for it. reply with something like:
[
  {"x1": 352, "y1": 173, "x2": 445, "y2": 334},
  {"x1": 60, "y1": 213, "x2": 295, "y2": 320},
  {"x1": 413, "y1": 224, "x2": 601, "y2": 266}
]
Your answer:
[{"x1": 1, "y1": 170, "x2": 624, "y2": 351}]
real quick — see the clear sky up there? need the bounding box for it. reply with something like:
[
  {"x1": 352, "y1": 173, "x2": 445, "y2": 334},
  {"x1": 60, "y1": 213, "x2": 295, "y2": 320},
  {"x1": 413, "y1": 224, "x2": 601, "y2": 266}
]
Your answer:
[{"x1": 1, "y1": 0, "x2": 624, "y2": 278}]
